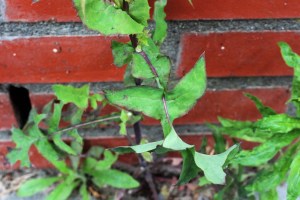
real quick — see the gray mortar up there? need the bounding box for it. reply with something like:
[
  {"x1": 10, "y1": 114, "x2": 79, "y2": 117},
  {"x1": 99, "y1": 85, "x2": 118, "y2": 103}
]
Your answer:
[
  {"x1": 0, "y1": 123, "x2": 212, "y2": 140},
  {"x1": 1, "y1": 19, "x2": 300, "y2": 65},
  {"x1": 0, "y1": 76, "x2": 293, "y2": 94}
]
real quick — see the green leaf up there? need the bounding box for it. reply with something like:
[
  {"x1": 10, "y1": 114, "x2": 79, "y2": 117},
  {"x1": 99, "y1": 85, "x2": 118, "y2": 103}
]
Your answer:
[
  {"x1": 255, "y1": 114, "x2": 300, "y2": 134},
  {"x1": 232, "y1": 133, "x2": 299, "y2": 166},
  {"x1": 128, "y1": 0, "x2": 150, "y2": 26},
  {"x1": 35, "y1": 138, "x2": 70, "y2": 174},
  {"x1": 73, "y1": 0, "x2": 144, "y2": 35},
  {"x1": 89, "y1": 93, "x2": 104, "y2": 110},
  {"x1": 70, "y1": 141, "x2": 83, "y2": 170},
  {"x1": 244, "y1": 93, "x2": 276, "y2": 117},
  {"x1": 278, "y1": 42, "x2": 300, "y2": 117},
  {"x1": 6, "y1": 128, "x2": 37, "y2": 167},
  {"x1": 287, "y1": 151, "x2": 300, "y2": 200},
  {"x1": 177, "y1": 148, "x2": 200, "y2": 185},
  {"x1": 120, "y1": 110, "x2": 129, "y2": 135},
  {"x1": 92, "y1": 169, "x2": 139, "y2": 189},
  {"x1": 198, "y1": 176, "x2": 212, "y2": 187},
  {"x1": 208, "y1": 124, "x2": 226, "y2": 154},
  {"x1": 246, "y1": 144, "x2": 298, "y2": 193},
  {"x1": 153, "y1": 0, "x2": 167, "y2": 45},
  {"x1": 46, "y1": 179, "x2": 79, "y2": 200},
  {"x1": 112, "y1": 140, "x2": 164, "y2": 154},
  {"x1": 17, "y1": 177, "x2": 60, "y2": 197},
  {"x1": 131, "y1": 39, "x2": 171, "y2": 88},
  {"x1": 67, "y1": 129, "x2": 83, "y2": 145},
  {"x1": 52, "y1": 84, "x2": 90, "y2": 109},
  {"x1": 194, "y1": 145, "x2": 238, "y2": 184},
  {"x1": 87, "y1": 146, "x2": 104, "y2": 158},
  {"x1": 111, "y1": 41, "x2": 134, "y2": 67},
  {"x1": 48, "y1": 101, "x2": 64, "y2": 133},
  {"x1": 53, "y1": 133, "x2": 77, "y2": 155},
  {"x1": 162, "y1": 127, "x2": 193, "y2": 150},
  {"x1": 166, "y1": 55, "x2": 206, "y2": 121},
  {"x1": 218, "y1": 117, "x2": 270, "y2": 143},
  {"x1": 279, "y1": 42, "x2": 300, "y2": 68},
  {"x1": 260, "y1": 188, "x2": 278, "y2": 200},
  {"x1": 79, "y1": 184, "x2": 90, "y2": 200},
  {"x1": 106, "y1": 56, "x2": 206, "y2": 125},
  {"x1": 95, "y1": 150, "x2": 118, "y2": 170},
  {"x1": 105, "y1": 86, "x2": 164, "y2": 119}
]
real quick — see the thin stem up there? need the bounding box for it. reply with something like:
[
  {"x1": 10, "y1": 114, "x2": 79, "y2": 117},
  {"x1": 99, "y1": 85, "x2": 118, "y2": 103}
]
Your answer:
[
  {"x1": 139, "y1": 51, "x2": 159, "y2": 77},
  {"x1": 51, "y1": 115, "x2": 120, "y2": 135},
  {"x1": 162, "y1": 95, "x2": 172, "y2": 125},
  {"x1": 122, "y1": 2, "x2": 158, "y2": 199}
]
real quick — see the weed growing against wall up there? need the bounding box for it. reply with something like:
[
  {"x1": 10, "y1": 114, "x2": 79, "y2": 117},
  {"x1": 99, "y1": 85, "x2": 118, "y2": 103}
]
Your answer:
[{"x1": 6, "y1": 0, "x2": 240, "y2": 199}]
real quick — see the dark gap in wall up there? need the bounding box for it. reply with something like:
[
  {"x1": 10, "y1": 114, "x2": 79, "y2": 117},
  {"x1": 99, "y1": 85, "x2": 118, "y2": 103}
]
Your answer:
[{"x1": 7, "y1": 85, "x2": 32, "y2": 129}]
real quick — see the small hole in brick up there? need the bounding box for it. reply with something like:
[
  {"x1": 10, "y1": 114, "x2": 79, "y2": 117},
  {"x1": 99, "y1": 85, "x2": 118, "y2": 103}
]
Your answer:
[{"x1": 7, "y1": 85, "x2": 32, "y2": 129}]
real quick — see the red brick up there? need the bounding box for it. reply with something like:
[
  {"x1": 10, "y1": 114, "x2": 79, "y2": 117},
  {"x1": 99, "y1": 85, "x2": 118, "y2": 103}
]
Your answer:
[
  {"x1": 145, "y1": 87, "x2": 290, "y2": 125},
  {"x1": 0, "y1": 36, "x2": 128, "y2": 83},
  {"x1": 5, "y1": 0, "x2": 79, "y2": 22},
  {"x1": 177, "y1": 88, "x2": 290, "y2": 124},
  {"x1": 178, "y1": 32, "x2": 299, "y2": 77},
  {"x1": 0, "y1": 94, "x2": 16, "y2": 131},
  {"x1": 0, "y1": 88, "x2": 290, "y2": 130},
  {"x1": 5, "y1": 0, "x2": 300, "y2": 22}
]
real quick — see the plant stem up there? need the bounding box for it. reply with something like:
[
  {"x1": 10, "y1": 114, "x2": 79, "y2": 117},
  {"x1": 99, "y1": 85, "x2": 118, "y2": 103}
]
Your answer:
[
  {"x1": 51, "y1": 115, "x2": 120, "y2": 135},
  {"x1": 122, "y1": 1, "x2": 158, "y2": 199},
  {"x1": 139, "y1": 51, "x2": 159, "y2": 77}
]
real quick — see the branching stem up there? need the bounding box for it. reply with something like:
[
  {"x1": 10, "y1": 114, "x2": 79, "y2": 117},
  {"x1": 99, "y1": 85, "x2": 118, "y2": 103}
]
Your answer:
[{"x1": 51, "y1": 115, "x2": 120, "y2": 135}]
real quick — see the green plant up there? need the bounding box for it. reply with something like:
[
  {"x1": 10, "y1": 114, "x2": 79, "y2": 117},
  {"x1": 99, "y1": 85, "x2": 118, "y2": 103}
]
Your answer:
[
  {"x1": 6, "y1": 0, "x2": 239, "y2": 199},
  {"x1": 212, "y1": 42, "x2": 300, "y2": 200},
  {"x1": 7, "y1": 86, "x2": 139, "y2": 199}
]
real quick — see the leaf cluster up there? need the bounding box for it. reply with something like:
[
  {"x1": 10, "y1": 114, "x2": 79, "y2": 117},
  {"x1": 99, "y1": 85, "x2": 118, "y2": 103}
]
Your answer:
[
  {"x1": 210, "y1": 42, "x2": 300, "y2": 200},
  {"x1": 7, "y1": 85, "x2": 139, "y2": 199}
]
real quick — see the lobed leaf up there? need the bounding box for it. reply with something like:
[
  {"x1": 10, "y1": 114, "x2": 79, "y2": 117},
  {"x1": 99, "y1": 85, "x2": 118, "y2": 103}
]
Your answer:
[
  {"x1": 73, "y1": 0, "x2": 144, "y2": 35},
  {"x1": 194, "y1": 145, "x2": 238, "y2": 184},
  {"x1": 152, "y1": 0, "x2": 168, "y2": 45},
  {"x1": 246, "y1": 144, "x2": 298, "y2": 193},
  {"x1": 6, "y1": 128, "x2": 37, "y2": 167},
  {"x1": 278, "y1": 42, "x2": 300, "y2": 117},
  {"x1": 232, "y1": 133, "x2": 299, "y2": 166},
  {"x1": 17, "y1": 177, "x2": 61, "y2": 197},
  {"x1": 254, "y1": 114, "x2": 300, "y2": 134},
  {"x1": 244, "y1": 93, "x2": 276, "y2": 117},
  {"x1": 52, "y1": 85, "x2": 90, "y2": 109},
  {"x1": 218, "y1": 117, "x2": 271, "y2": 143}
]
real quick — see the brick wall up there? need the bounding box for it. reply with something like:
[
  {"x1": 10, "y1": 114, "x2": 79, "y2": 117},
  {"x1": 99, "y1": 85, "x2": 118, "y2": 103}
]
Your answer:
[{"x1": 0, "y1": 0, "x2": 299, "y2": 169}]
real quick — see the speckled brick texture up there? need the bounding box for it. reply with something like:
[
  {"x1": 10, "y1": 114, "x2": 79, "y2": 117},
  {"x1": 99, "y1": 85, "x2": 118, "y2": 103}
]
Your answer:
[{"x1": 0, "y1": 0, "x2": 299, "y2": 167}]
